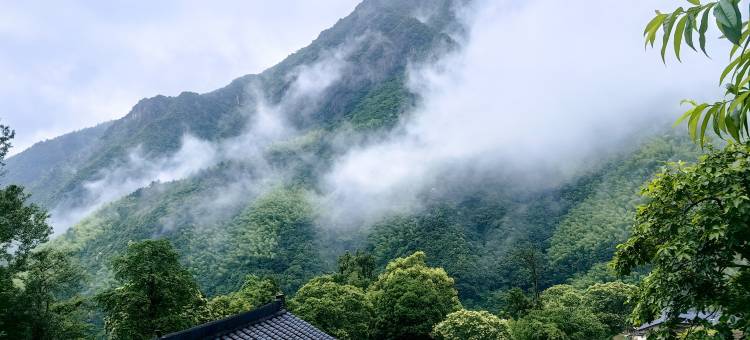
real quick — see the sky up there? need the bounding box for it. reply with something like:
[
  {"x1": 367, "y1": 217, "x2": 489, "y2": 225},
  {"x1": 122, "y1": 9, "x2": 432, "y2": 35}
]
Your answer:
[
  {"x1": 0, "y1": 0, "x2": 360, "y2": 154},
  {"x1": 1, "y1": 0, "x2": 731, "y2": 233}
]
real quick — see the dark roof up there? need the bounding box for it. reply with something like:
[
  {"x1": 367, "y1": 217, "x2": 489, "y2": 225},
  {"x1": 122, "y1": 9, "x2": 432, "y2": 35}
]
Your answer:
[
  {"x1": 160, "y1": 296, "x2": 335, "y2": 340},
  {"x1": 634, "y1": 310, "x2": 721, "y2": 332}
]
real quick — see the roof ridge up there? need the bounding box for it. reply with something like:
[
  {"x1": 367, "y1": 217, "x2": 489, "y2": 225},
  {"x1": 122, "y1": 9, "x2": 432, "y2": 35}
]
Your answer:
[{"x1": 160, "y1": 300, "x2": 284, "y2": 340}]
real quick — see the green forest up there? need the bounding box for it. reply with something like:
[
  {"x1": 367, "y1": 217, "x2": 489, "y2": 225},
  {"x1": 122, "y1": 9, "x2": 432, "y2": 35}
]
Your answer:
[{"x1": 2, "y1": 0, "x2": 750, "y2": 339}]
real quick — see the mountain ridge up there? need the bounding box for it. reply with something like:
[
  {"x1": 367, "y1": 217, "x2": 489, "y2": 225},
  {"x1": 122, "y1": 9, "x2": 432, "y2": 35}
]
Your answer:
[{"x1": 3, "y1": 0, "x2": 702, "y2": 311}]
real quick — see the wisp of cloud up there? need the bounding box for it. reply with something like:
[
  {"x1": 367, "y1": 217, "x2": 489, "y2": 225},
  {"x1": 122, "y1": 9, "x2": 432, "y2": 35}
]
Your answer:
[{"x1": 318, "y1": 0, "x2": 725, "y2": 228}]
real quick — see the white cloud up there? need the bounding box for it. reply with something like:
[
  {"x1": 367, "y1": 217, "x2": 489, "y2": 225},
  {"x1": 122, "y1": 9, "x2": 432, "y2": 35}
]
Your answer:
[
  {"x1": 319, "y1": 0, "x2": 727, "y2": 227},
  {"x1": 47, "y1": 36, "x2": 362, "y2": 234}
]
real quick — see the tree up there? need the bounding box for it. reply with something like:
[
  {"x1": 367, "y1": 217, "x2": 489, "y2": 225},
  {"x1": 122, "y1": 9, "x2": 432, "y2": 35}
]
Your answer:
[
  {"x1": 509, "y1": 306, "x2": 608, "y2": 340},
  {"x1": 645, "y1": 0, "x2": 750, "y2": 144},
  {"x1": 207, "y1": 275, "x2": 279, "y2": 319},
  {"x1": 367, "y1": 251, "x2": 461, "y2": 339},
  {"x1": 511, "y1": 243, "x2": 546, "y2": 303},
  {"x1": 613, "y1": 143, "x2": 750, "y2": 336},
  {"x1": 0, "y1": 185, "x2": 52, "y2": 272},
  {"x1": 539, "y1": 284, "x2": 584, "y2": 308},
  {"x1": 0, "y1": 123, "x2": 13, "y2": 165},
  {"x1": 495, "y1": 288, "x2": 533, "y2": 319},
  {"x1": 582, "y1": 282, "x2": 639, "y2": 336},
  {"x1": 0, "y1": 185, "x2": 52, "y2": 337},
  {"x1": 334, "y1": 250, "x2": 376, "y2": 289},
  {"x1": 0, "y1": 124, "x2": 59, "y2": 338},
  {"x1": 289, "y1": 275, "x2": 373, "y2": 340},
  {"x1": 95, "y1": 239, "x2": 207, "y2": 339},
  {"x1": 432, "y1": 310, "x2": 510, "y2": 340},
  {"x1": 18, "y1": 249, "x2": 91, "y2": 339},
  {"x1": 509, "y1": 285, "x2": 609, "y2": 340}
]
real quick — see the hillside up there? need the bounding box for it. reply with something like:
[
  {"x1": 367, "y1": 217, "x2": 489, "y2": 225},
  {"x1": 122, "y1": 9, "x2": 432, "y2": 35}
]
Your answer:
[{"x1": 4, "y1": 0, "x2": 702, "y2": 311}]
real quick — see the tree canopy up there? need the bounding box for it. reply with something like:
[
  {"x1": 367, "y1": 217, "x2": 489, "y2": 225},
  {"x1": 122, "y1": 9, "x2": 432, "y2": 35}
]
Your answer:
[
  {"x1": 17, "y1": 249, "x2": 91, "y2": 339},
  {"x1": 206, "y1": 275, "x2": 279, "y2": 319},
  {"x1": 613, "y1": 143, "x2": 750, "y2": 335},
  {"x1": 432, "y1": 309, "x2": 510, "y2": 340},
  {"x1": 368, "y1": 251, "x2": 462, "y2": 339},
  {"x1": 510, "y1": 285, "x2": 609, "y2": 340},
  {"x1": 289, "y1": 275, "x2": 373, "y2": 340},
  {"x1": 95, "y1": 239, "x2": 207, "y2": 339}
]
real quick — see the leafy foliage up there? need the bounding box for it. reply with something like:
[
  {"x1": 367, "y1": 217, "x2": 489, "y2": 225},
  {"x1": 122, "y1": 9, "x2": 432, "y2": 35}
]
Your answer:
[
  {"x1": 510, "y1": 285, "x2": 609, "y2": 340},
  {"x1": 334, "y1": 250, "x2": 376, "y2": 289},
  {"x1": 206, "y1": 275, "x2": 279, "y2": 319},
  {"x1": 548, "y1": 135, "x2": 700, "y2": 276},
  {"x1": 0, "y1": 184, "x2": 53, "y2": 337},
  {"x1": 289, "y1": 275, "x2": 373, "y2": 340},
  {"x1": 368, "y1": 251, "x2": 462, "y2": 339},
  {"x1": 94, "y1": 240, "x2": 207, "y2": 339},
  {"x1": 645, "y1": 0, "x2": 750, "y2": 144},
  {"x1": 0, "y1": 185, "x2": 51, "y2": 271},
  {"x1": 432, "y1": 309, "x2": 510, "y2": 340},
  {"x1": 613, "y1": 142, "x2": 750, "y2": 336},
  {"x1": 0, "y1": 127, "x2": 92, "y2": 339},
  {"x1": 492, "y1": 288, "x2": 534, "y2": 319},
  {"x1": 0, "y1": 123, "x2": 14, "y2": 165},
  {"x1": 14, "y1": 249, "x2": 91, "y2": 339},
  {"x1": 219, "y1": 187, "x2": 323, "y2": 294},
  {"x1": 347, "y1": 76, "x2": 413, "y2": 130},
  {"x1": 582, "y1": 282, "x2": 639, "y2": 336}
]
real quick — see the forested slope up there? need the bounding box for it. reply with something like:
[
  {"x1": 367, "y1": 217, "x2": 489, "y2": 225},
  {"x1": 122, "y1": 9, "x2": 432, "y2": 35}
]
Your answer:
[{"x1": 5, "y1": 0, "x2": 703, "y2": 311}]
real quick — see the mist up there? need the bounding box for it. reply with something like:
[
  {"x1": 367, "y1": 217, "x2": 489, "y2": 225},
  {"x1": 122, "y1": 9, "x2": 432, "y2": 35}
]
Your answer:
[
  {"x1": 46, "y1": 0, "x2": 729, "y2": 235},
  {"x1": 317, "y1": 0, "x2": 725, "y2": 228},
  {"x1": 48, "y1": 39, "x2": 354, "y2": 234}
]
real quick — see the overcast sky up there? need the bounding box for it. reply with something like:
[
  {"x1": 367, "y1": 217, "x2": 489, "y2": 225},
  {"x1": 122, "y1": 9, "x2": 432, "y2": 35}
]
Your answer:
[
  {"x1": 0, "y1": 0, "x2": 360, "y2": 154},
  {"x1": 0, "y1": 0, "x2": 728, "y2": 156}
]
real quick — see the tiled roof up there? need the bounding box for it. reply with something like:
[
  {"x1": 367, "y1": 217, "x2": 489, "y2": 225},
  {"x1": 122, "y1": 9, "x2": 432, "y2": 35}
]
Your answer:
[
  {"x1": 217, "y1": 310, "x2": 335, "y2": 340},
  {"x1": 634, "y1": 310, "x2": 721, "y2": 332},
  {"x1": 160, "y1": 296, "x2": 335, "y2": 340}
]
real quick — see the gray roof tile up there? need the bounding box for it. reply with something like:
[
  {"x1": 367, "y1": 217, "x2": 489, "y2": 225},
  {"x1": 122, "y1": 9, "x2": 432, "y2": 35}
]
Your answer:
[{"x1": 160, "y1": 298, "x2": 335, "y2": 340}]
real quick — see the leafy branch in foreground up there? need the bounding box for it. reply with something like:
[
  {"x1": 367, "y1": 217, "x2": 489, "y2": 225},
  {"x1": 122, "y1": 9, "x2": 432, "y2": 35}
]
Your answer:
[
  {"x1": 612, "y1": 143, "x2": 750, "y2": 336},
  {"x1": 647, "y1": 0, "x2": 750, "y2": 145}
]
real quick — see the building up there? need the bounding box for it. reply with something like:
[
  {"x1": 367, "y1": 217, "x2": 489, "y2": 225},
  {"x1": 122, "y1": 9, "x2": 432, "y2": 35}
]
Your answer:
[
  {"x1": 160, "y1": 295, "x2": 335, "y2": 340},
  {"x1": 626, "y1": 311, "x2": 721, "y2": 340}
]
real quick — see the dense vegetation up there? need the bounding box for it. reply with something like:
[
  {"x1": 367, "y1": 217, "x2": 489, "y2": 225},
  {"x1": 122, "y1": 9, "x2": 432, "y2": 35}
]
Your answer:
[{"x1": 4, "y1": 0, "x2": 750, "y2": 338}]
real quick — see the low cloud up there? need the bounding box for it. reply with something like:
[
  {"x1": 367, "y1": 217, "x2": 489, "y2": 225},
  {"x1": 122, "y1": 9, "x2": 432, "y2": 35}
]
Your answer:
[
  {"x1": 317, "y1": 0, "x2": 726, "y2": 228},
  {"x1": 48, "y1": 38, "x2": 358, "y2": 234}
]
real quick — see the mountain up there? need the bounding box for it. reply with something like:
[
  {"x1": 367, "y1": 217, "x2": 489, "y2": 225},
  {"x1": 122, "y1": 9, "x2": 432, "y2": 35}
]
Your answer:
[
  {"x1": 3, "y1": 0, "x2": 701, "y2": 309},
  {"x1": 3, "y1": 0, "x2": 458, "y2": 211}
]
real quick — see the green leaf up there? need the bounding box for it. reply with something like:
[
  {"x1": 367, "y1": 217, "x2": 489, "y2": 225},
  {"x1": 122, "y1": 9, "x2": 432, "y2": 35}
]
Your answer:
[
  {"x1": 688, "y1": 105, "x2": 705, "y2": 140},
  {"x1": 718, "y1": 102, "x2": 727, "y2": 131},
  {"x1": 674, "y1": 15, "x2": 689, "y2": 61},
  {"x1": 662, "y1": 8, "x2": 684, "y2": 62},
  {"x1": 725, "y1": 105, "x2": 742, "y2": 141},
  {"x1": 728, "y1": 91, "x2": 750, "y2": 113},
  {"x1": 714, "y1": 0, "x2": 742, "y2": 45},
  {"x1": 735, "y1": 59, "x2": 750, "y2": 84},
  {"x1": 646, "y1": 16, "x2": 667, "y2": 49},
  {"x1": 700, "y1": 108, "x2": 713, "y2": 146},
  {"x1": 720, "y1": 53, "x2": 745, "y2": 84},
  {"x1": 699, "y1": 6, "x2": 712, "y2": 56},
  {"x1": 741, "y1": 108, "x2": 750, "y2": 136},
  {"x1": 687, "y1": 0, "x2": 701, "y2": 5},
  {"x1": 729, "y1": 23, "x2": 750, "y2": 58},
  {"x1": 644, "y1": 13, "x2": 668, "y2": 36},
  {"x1": 675, "y1": 107, "x2": 696, "y2": 127},
  {"x1": 685, "y1": 13, "x2": 697, "y2": 51},
  {"x1": 737, "y1": 74, "x2": 750, "y2": 89},
  {"x1": 710, "y1": 105, "x2": 723, "y2": 137}
]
